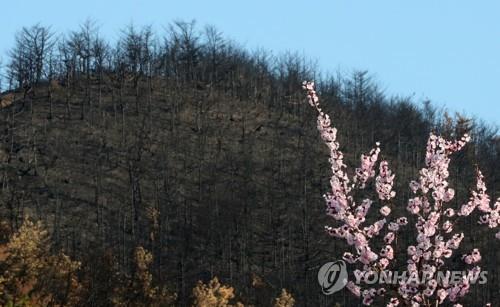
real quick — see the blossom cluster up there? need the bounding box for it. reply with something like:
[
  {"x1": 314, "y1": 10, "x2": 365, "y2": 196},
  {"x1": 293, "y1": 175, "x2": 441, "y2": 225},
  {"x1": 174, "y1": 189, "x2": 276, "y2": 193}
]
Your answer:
[
  {"x1": 303, "y1": 81, "x2": 498, "y2": 307},
  {"x1": 304, "y1": 81, "x2": 400, "y2": 305}
]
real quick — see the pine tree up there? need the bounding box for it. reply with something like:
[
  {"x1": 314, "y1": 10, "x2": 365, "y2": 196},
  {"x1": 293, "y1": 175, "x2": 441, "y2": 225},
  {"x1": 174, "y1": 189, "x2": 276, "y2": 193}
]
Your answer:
[
  {"x1": 0, "y1": 218, "x2": 81, "y2": 306},
  {"x1": 192, "y1": 277, "x2": 243, "y2": 307},
  {"x1": 273, "y1": 289, "x2": 295, "y2": 307}
]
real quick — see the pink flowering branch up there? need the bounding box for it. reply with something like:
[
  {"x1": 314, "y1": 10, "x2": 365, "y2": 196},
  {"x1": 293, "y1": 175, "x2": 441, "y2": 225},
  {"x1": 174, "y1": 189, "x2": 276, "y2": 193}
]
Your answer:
[
  {"x1": 354, "y1": 144, "x2": 381, "y2": 189},
  {"x1": 303, "y1": 81, "x2": 403, "y2": 305},
  {"x1": 303, "y1": 81, "x2": 498, "y2": 307}
]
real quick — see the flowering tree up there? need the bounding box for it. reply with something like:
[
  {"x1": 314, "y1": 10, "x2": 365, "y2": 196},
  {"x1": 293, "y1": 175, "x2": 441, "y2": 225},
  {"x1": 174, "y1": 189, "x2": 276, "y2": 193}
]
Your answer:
[{"x1": 303, "y1": 81, "x2": 499, "y2": 307}]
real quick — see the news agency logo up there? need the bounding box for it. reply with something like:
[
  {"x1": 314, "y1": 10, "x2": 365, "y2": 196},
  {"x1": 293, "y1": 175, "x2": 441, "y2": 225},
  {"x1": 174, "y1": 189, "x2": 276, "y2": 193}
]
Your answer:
[
  {"x1": 317, "y1": 260, "x2": 488, "y2": 296},
  {"x1": 317, "y1": 260, "x2": 348, "y2": 295}
]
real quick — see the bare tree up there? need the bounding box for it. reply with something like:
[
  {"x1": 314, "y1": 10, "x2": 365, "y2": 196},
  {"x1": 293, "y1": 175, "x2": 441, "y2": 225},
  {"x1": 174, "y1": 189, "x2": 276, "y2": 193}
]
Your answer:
[
  {"x1": 167, "y1": 20, "x2": 201, "y2": 84},
  {"x1": 8, "y1": 24, "x2": 55, "y2": 91},
  {"x1": 92, "y1": 33, "x2": 110, "y2": 119},
  {"x1": 119, "y1": 23, "x2": 156, "y2": 114}
]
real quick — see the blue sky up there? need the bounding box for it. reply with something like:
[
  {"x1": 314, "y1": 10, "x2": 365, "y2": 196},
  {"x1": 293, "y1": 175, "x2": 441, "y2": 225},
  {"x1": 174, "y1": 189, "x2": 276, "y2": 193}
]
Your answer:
[{"x1": 0, "y1": 0, "x2": 498, "y2": 126}]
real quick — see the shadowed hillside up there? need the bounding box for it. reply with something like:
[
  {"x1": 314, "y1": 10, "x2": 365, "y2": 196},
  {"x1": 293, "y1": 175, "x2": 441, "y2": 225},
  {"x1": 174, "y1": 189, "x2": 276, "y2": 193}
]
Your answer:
[{"x1": 0, "y1": 21, "x2": 499, "y2": 306}]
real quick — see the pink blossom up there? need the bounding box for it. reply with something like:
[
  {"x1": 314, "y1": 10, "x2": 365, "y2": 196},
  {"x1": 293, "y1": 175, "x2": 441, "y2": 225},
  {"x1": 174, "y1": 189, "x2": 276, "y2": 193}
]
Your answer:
[
  {"x1": 422, "y1": 221, "x2": 436, "y2": 237},
  {"x1": 437, "y1": 288, "x2": 448, "y2": 303},
  {"x1": 380, "y1": 206, "x2": 391, "y2": 216},
  {"x1": 448, "y1": 286, "x2": 460, "y2": 302},
  {"x1": 475, "y1": 171, "x2": 490, "y2": 212},
  {"x1": 443, "y1": 220, "x2": 453, "y2": 233},
  {"x1": 446, "y1": 233, "x2": 464, "y2": 249},
  {"x1": 358, "y1": 246, "x2": 379, "y2": 265},
  {"x1": 354, "y1": 232, "x2": 368, "y2": 247},
  {"x1": 362, "y1": 288, "x2": 376, "y2": 306},
  {"x1": 427, "y1": 279, "x2": 437, "y2": 289},
  {"x1": 407, "y1": 246, "x2": 417, "y2": 256},
  {"x1": 397, "y1": 217, "x2": 408, "y2": 226},
  {"x1": 480, "y1": 208, "x2": 500, "y2": 228},
  {"x1": 423, "y1": 288, "x2": 433, "y2": 297},
  {"x1": 462, "y1": 248, "x2": 481, "y2": 264},
  {"x1": 346, "y1": 281, "x2": 361, "y2": 297},
  {"x1": 356, "y1": 199, "x2": 373, "y2": 219},
  {"x1": 459, "y1": 277, "x2": 471, "y2": 297},
  {"x1": 407, "y1": 197, "x2": 421, "y2": 215},
  {"x1": 433, "y1": 242, "x2": 447, "y2": 258},
  {"x1": 407, "y1": 262, "x2": 417, "y2": 273},
  {"x1": 355, "y1": 145, "x2": 381, "y2": 188},
  {"x1": 387, "y1": 297, "x2": 399, "y2": 307},
  {"x1": 376, "y1": 161, "x2": 396, "y2": 200},
  {"x1": 422, "y1": 251, "x2": 432, "y2": 260},
  {"x1": 388, "y1": 222, "x2": 399, "y2": 232},
  {"x1": 362, "y1": 296, "x2": 374, "y2": 306},
  {"x1": 325, "y1": 226, "x2": 343, "y2": 238},
  {"x1": 378, "y1": 258, "x2": 390, "y2": 269},
  {"x1": 380, "y1": 245, "x2": 394, "y2": 260},
  {"x1": 364, "y1": 219, "x2": 386, "y2": 237},
  {"x1": 444, "y1": 208, "x2": 455, "y2": 217},
  {"x1": 417, "y1": 234, "x2": 432, "y2": 250},
  {"x1": 302, "y1": 81, "x2": 319, "y2": 107},
  {"x1": 442, "y1": 249, "x2": 453, "y2": 258},
  {"x1": 444, "y1": 188, "x2": 456, "y2": 202},
  {"x1": 458, "y1": 203, "x2": 475, "y2": 217},
  {"x1": 343, "y1": 252, "x2": 358, "y2": 264},
  {"x1": 384, "y1": 232, "x2": 395, "y2": 244},
  {"x1": 428, "y1": 212, "x2": 440, "y2": 224},
  {"x1": 377, "y1": 288, "x2": 386, "y2": 296},
  {"x1": 422, "y1": 264, "x2": 436, "y2": 276},
  {"x1": 409, "y1": 181, "x2": 419, "y2": 193}
]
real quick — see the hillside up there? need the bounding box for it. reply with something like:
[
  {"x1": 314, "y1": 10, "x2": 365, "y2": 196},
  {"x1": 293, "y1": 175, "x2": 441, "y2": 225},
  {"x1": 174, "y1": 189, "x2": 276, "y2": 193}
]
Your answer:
[{"x1": 0, "y1": 22, "x2": 499, "y2": 306}]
